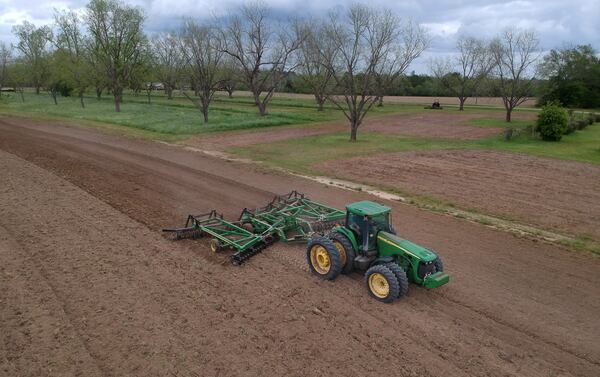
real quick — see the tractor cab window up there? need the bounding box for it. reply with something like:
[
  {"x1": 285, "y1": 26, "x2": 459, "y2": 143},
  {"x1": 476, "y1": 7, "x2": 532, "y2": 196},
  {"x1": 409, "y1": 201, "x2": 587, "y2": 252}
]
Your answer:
[
  {"x1": 347, "y1": 211, "x2": 392, "y2": 251},
  {"x1": 370, "y1": 213, "x2": 391, "y2": 234}
]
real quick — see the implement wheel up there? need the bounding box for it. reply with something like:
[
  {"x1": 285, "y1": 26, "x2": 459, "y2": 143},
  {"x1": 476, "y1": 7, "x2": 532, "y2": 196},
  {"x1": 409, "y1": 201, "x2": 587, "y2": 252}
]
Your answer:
[
  {"x1": 433, "y1": 257, "x2": 444, "y2": 272},
  {"x1": 330, "y1": 232, "x2": 356, "y2": 274},
  {"x1": 209, "y1": 239, "x2": 221, "y2": 253},
  {"x1": 306, "y1": 237, "x2": 343, "y2": 280},
  {"x1": 365, "y1": 265, "x2": 400, "y2": 303}
]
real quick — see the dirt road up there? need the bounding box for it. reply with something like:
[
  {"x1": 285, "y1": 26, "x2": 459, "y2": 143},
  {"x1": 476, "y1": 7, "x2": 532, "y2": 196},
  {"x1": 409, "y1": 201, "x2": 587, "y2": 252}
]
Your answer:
[{"x1": 1, "y1": 117, "x2": 599, "y2": 377}]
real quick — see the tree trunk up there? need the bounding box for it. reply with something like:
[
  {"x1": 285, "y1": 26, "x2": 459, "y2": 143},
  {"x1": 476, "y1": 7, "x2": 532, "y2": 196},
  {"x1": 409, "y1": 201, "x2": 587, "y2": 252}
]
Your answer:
[
  {"x1": 114, "y1": 93, "x2": 122, "y2": 112},
  {"x1": 19, "y1": 89, "x2": 24, "y2": 102},
  {"x1": 167, "y1": 87, "x2": 173, "y2": 100},
  {"x1": 377, "y1": 96, "x2": 384, "y2": 107},
  {"x1": 96, "y1": 87, "x2": 102, "y2": 100},
  {"x1": 35, "y1": 86, "x2": 40, "y2": 95},
  {"x1": 202, "y1": 106, "x2": 209, "y2": 123},
  {"x1": 349, "y1": 117, "x2": 360, "y2": 142},
  {"x1": 350, "y1": 125, "x2": 358, "y2": 141},
  {"x1": 51, "y1": 92, "x2": 58, "y2": 105},
  {"x1": 227, "y1": 89, "x2": 233, "y2": 98},
  {"x1": 459, "y1": 97, "x2": 466, "y2": 111},
  {"x1": 505, "y1": 108, "x2": 512, "y2": 122},
  {"x1": 79, "y1": 90, "x2": 85, "y2": 108},
  {"x1": 315, "y1": 94, "x2": 325, "y2": 111}
]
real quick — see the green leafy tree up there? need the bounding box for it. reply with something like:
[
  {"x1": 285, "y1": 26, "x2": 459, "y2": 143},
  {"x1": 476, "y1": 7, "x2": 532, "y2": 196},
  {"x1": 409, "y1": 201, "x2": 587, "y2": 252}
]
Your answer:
[
  {"x1": 54, "y1": 10, "x2": 91, "y2": 108},
  {"x1": 0, "y1": 42, "x2": 12, "y2": 97},
  {"x1": 11, "y1": 21, "x2": 53, "y2": 94},
  {"x1": 151, "y1": 32, "x2": 185, "y2": 100},
  {"x1": 538, "y1": 45, "x2": 600, "y2": 109},
  {"x1": 86, "y1": 0, "x2": 147, "y2": 112}
]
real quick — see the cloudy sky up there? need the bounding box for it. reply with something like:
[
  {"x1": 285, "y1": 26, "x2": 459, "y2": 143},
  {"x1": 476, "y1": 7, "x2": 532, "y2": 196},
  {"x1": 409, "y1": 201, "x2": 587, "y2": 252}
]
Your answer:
[{"x1": 1, "y1": 0, "x2": 598, "y2": 73}]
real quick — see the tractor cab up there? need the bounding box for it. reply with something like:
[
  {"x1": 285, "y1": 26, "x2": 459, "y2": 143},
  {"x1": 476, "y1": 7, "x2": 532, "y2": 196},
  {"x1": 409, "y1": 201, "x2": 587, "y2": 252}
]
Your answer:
[{"x1": 345, "y1": 201, "x2": 393, "y2": 252}]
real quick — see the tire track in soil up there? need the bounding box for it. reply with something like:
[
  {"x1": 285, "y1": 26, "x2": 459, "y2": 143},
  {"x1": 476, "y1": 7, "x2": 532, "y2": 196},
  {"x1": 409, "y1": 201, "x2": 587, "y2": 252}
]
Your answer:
[
  {"x1": 1, "y1": 118, "x2": 599, "y2": 376},
  {"x1": 270, "y1": 243, "x2": 599, "y2": 375}
]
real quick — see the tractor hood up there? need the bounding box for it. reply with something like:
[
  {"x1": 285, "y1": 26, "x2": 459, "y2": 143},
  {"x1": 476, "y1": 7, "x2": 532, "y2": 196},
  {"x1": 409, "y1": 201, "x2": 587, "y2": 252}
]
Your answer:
[{"x1": 377, "y1": 232, "x2": 438, "y2": 262}]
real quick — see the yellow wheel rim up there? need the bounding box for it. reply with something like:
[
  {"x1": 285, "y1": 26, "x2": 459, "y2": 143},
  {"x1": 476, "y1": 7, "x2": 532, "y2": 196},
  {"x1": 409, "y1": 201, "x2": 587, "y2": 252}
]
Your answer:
[
  {"x1": 368, "y1": 272, "x2": 390, "y2": 298},
  {"x1": 332, "y1": 240, "x2": 347, "y2": 266},
  {"x1": 210, "y1": 240, "x2": 219, "y2": 253},
  {"x1": 310, "y1": 245, "x2": 331, "y2": 275}
]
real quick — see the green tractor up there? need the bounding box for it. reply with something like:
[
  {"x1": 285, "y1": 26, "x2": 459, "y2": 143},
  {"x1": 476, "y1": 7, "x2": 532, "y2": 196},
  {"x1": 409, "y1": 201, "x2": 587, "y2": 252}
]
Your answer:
[{"x1": 307, "y1": 201, "x2": 449, "y2": 303}]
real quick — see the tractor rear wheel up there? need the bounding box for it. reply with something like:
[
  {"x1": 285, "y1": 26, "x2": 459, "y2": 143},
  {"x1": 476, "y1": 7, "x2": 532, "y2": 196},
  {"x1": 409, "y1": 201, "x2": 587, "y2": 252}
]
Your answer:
[
  {"x1": 307, "y1": 237, "x2": 343, "y2": 280},
  {"x1": 434, "y1": 257, "x2": 444, "y2": 272},
  {"x1": 330, "y1": 232, "x2": 356, "y2": 274},
  {"x1": 364, "y1": 265, "x2": 400, "y2": 303},
  {"x1": 385, "y1": 262, "x2": 409, "y2": 298}
]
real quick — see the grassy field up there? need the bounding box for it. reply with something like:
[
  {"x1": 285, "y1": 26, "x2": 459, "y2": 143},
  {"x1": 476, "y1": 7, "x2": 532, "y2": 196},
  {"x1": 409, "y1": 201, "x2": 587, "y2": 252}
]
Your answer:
[
  {"x1": 232, "y1": 123, "x2": 600, "y2": 172},
  {"x1": 0, "y1": 91, "x2": 426, "y2": 136}
]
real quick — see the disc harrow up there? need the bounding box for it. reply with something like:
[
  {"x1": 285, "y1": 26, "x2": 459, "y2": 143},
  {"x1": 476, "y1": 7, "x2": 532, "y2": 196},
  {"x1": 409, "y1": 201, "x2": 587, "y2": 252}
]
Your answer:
[{"x1": 164, "y1": 191, "x2": 345, "y2": 265}]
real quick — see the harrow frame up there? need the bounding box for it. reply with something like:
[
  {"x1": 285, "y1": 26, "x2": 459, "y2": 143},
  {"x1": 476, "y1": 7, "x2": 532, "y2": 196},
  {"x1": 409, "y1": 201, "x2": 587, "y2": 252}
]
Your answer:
[{"x1": 164, "y1": 191, "x2": 345, "y2": 264}]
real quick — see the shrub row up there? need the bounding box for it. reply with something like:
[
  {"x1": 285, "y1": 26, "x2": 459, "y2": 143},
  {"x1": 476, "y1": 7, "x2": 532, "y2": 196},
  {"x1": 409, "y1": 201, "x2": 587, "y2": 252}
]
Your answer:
[{"x1": 537, "y1": 103, "x2": 597, "y2": 141}]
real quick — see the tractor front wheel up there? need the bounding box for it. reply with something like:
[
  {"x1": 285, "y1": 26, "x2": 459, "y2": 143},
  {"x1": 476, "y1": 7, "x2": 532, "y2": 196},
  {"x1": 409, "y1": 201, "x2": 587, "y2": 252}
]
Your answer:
[
  {"x1": 434, "y1": 257, "x2": 444, "y2": 272},
  {"x1": 365, "y1": 265, "x2": 400, "y2": 303},
  {"x1": 385, "y1": 262, "x2": 409, "y2": 298},
  {"x1": 307, "y1": 237, "x2": 343, "y2": 280},
  {"x1": 330, "y1": 232, "x2": 356, "y2": 274}
]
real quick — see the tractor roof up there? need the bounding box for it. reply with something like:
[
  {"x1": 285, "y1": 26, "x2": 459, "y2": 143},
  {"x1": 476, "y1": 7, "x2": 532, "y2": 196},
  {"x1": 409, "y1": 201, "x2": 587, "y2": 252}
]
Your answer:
[{"x1": 346, "y1": 201, "x2": 391, "y2": 216}]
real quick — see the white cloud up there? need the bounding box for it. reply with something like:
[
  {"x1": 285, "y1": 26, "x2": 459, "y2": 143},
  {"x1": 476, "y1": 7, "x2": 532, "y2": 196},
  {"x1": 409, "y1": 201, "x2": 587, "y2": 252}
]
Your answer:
[{"x1": 1, "y1": 0, "x2": 598, "y2": 73}]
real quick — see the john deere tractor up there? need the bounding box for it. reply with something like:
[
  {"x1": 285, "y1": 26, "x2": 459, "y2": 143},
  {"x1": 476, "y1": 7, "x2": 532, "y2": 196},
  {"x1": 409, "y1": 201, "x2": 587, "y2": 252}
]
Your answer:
[{"x1": 307, "y1": 201, "x2": 449, "y2": 303}]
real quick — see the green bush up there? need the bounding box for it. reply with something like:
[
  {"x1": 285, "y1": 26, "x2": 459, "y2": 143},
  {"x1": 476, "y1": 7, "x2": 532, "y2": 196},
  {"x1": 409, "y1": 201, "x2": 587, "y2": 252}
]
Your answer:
[
  {"x1": 594, "y1": 113, "x2": 600, "y2": 123},
  {"x1": 577, "y1": 120, "x2": 589, "y2": 130},
  {"x1": 536, "y1": 102, "x2": 569, "y2": 141}
]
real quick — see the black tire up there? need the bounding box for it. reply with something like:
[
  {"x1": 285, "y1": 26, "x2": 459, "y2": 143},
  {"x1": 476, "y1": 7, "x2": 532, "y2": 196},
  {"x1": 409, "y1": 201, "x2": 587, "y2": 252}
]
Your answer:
[
  {"x1": 330, "y1": 232, "x2": 356, "y2": 274},
  {"x1": 306, "y1": 236, "x2": 343, "y2": 280},
  {"x1": 384, "y1": 262, "x2": 409, "y2": 298},
  {"x1": 433, "y1": 257, "x2": 444, "y2": 273},
  {"x1": 364, "y1": 265, "x2": 400, "y2": 303}
]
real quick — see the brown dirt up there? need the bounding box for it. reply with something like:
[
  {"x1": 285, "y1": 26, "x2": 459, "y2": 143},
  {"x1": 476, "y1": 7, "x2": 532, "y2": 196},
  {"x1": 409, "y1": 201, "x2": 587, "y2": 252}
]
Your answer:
[
  {"x1": 1, "y1": 117, "x2": 599, "y2": 377},
  {"x1": 316, "y1": 150, "x2": 600, "y2": 241},
  {"x1": 184, "y1": 111, "x2": 535, "y2": 151}
]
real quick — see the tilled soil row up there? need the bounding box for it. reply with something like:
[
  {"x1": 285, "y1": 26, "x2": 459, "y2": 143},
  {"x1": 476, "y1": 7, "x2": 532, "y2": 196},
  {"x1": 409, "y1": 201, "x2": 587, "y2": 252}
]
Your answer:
[{"x1": 317, "y1": 149, "x2": 600, "y2": 241}]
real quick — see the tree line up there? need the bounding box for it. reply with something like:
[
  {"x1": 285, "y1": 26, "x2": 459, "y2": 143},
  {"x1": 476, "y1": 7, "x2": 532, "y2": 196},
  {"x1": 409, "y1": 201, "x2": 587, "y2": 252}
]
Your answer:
[{"x1": 0, "y1": 0, "x2": 597, "y2": 141}]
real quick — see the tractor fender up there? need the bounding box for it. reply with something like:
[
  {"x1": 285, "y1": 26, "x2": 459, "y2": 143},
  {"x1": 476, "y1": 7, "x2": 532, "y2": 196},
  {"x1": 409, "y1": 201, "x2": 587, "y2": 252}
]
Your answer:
[
  {"x1": 369, "y1": 256, "x2": 395, "y2": 268},
  {"x1": 331, "y1": 227, "x2": 359, "y2": 253}
]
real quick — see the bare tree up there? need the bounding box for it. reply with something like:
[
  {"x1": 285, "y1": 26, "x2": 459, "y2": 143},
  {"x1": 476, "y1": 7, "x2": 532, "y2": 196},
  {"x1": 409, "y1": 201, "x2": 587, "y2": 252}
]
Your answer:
[
  {"x1": 298, "y1": 22, "x2": 335, "y2": 111},
  {"x1": 220, "y1": 2, "x2": 304, "y2": 116},
  {"x1": 490, "y1": 29, "x2": 540, "y2": 122},
  {"x1": 11, "y1": 21, "x2": 53, "y2": 94},
  {"x1": 54, "y1": 10, "x2": 90, "y2": 108},
  {"x1": 218, "y1": 56, "x2": 239, "y2": 98},
  {"x1": 0, "y1": 42, "x2": 12, "y2": 96},
  {"x1": 322, "y1": 5, "x2": 428, "y2": 141},
  {"x1": 180, "y1": 20, "x2": 224, "y2": 123},
  {"x1": 374, "y1": 19, "x2": 429, "y2": 107},
  {"x1": 86, "y1": 0, "x2": 147, "y2": 112},
  {"x1": 431, "y1": 36, "x2": 493, "y2": 110},
  {"x1": 152, "y1": 32, "x2": 185, "y2": 100}
]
